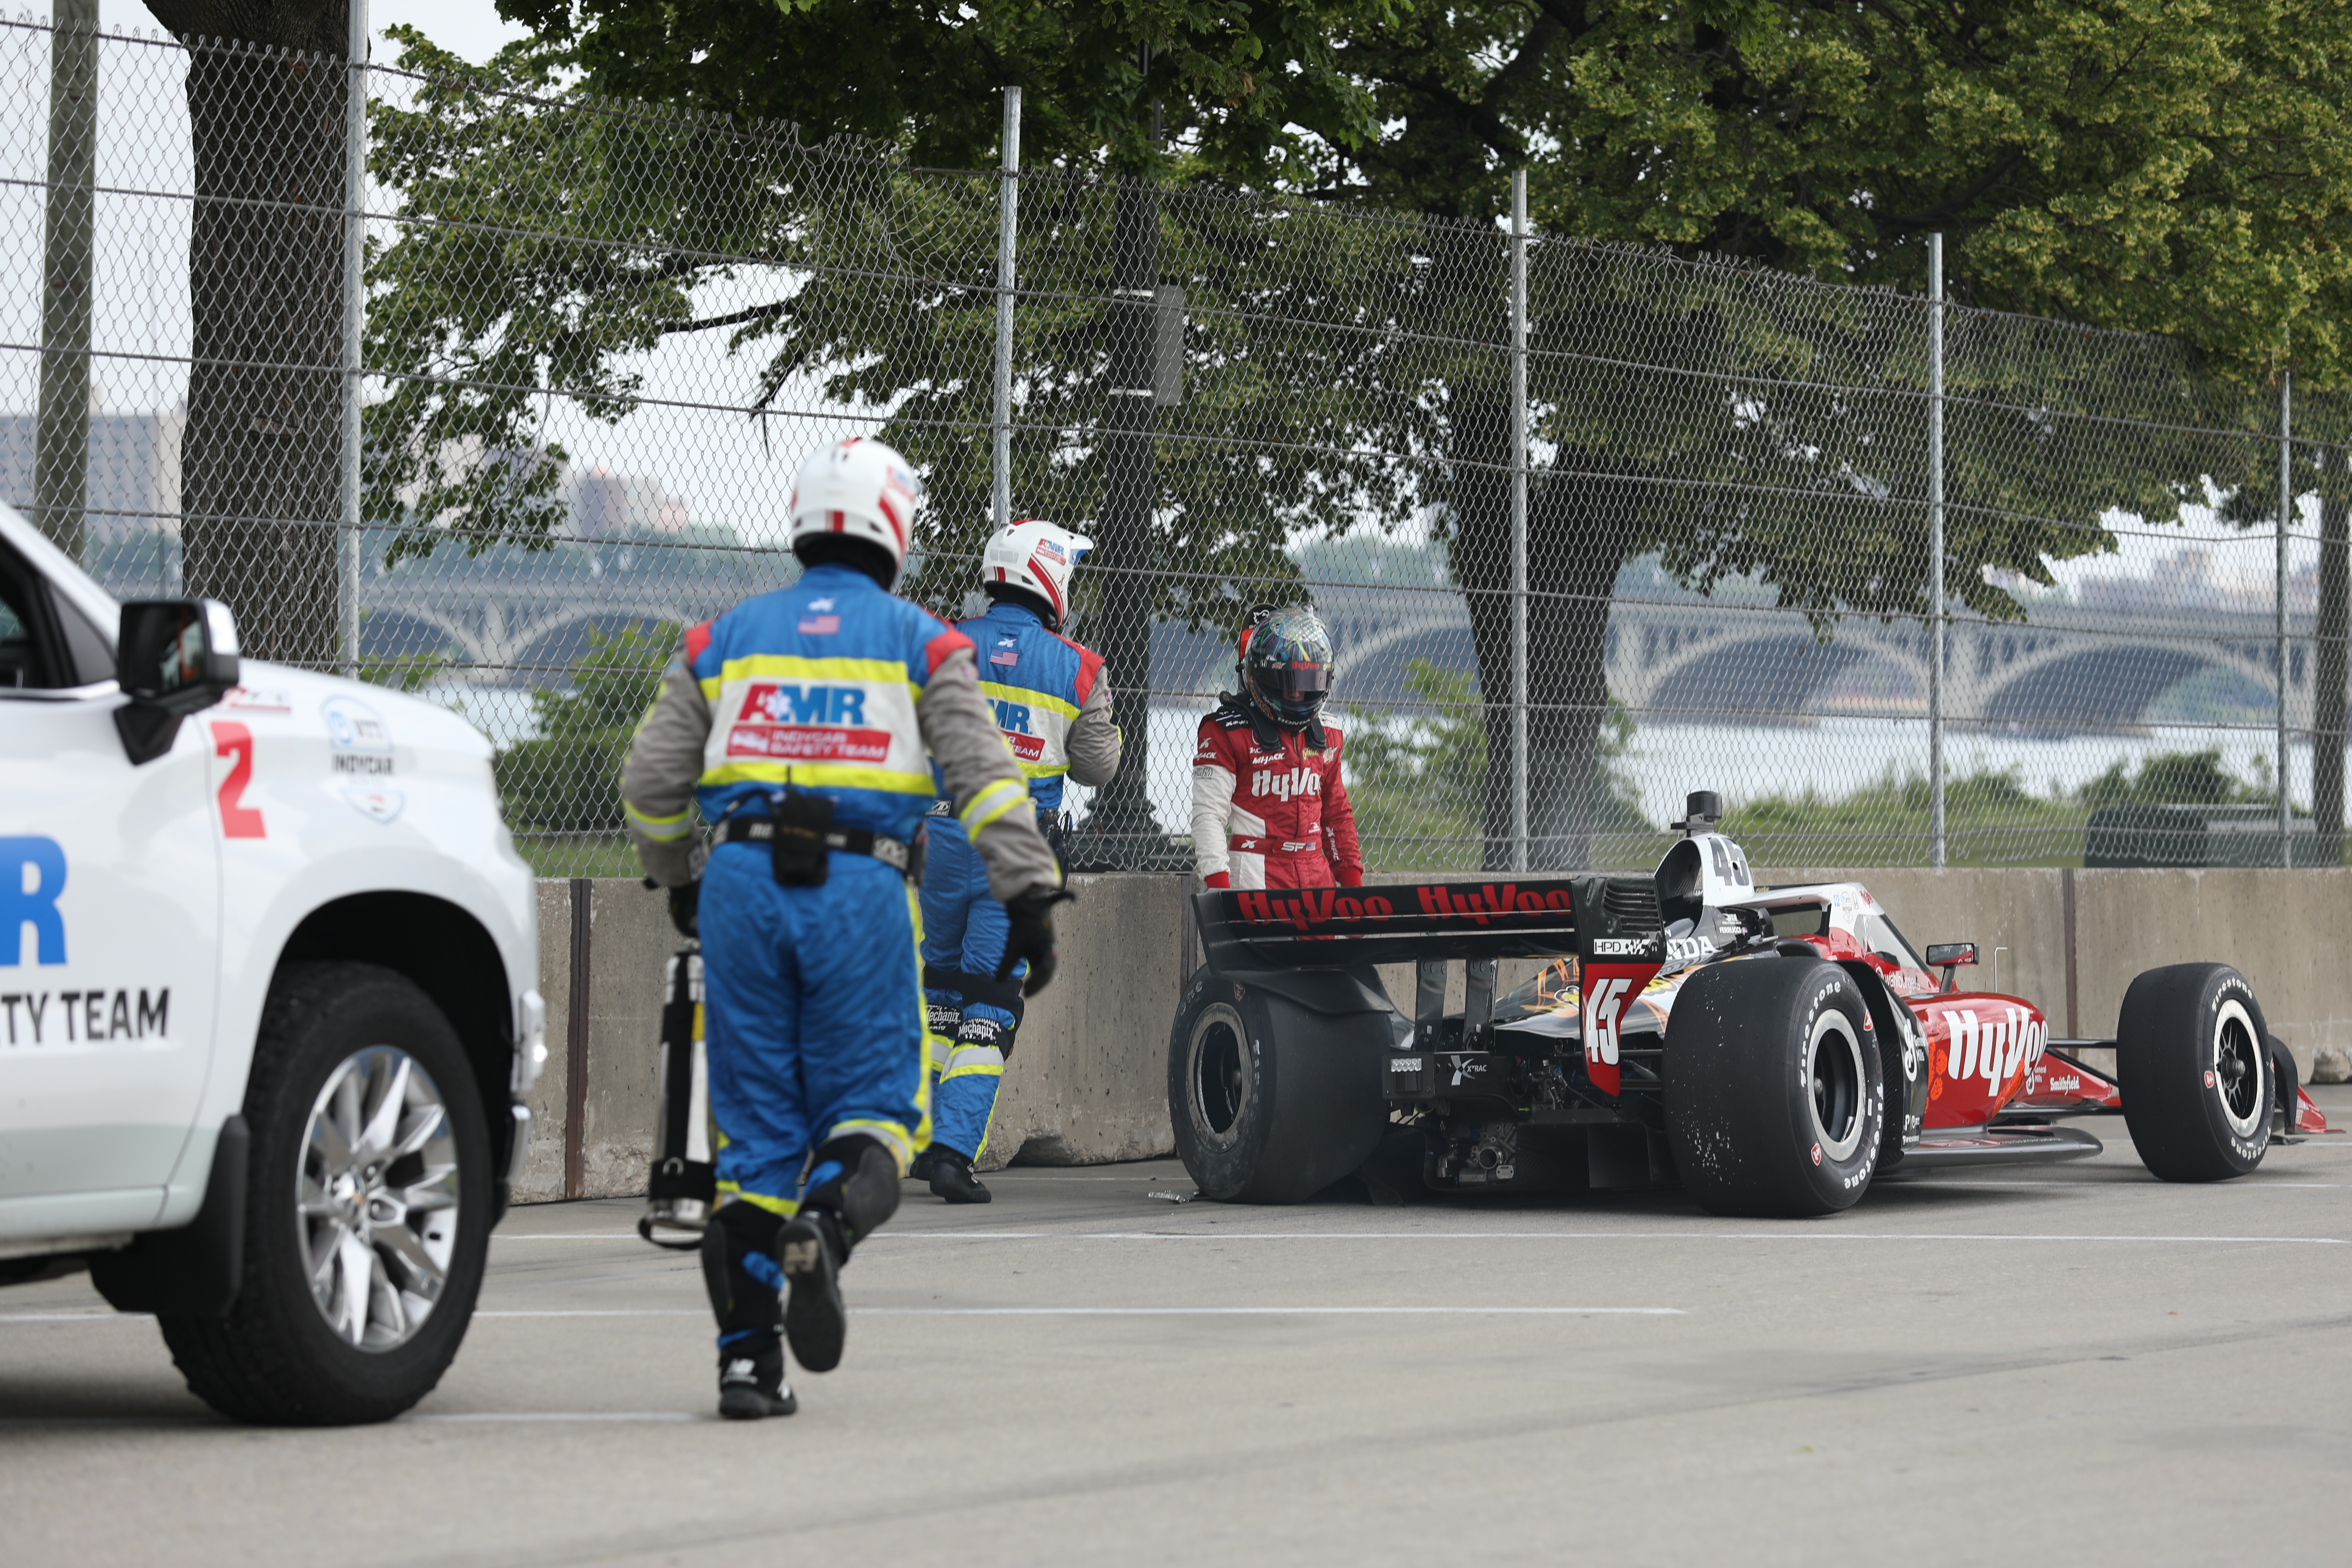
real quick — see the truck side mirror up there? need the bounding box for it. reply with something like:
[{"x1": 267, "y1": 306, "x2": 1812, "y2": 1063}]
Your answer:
[
  {"x1": 1925, "y1": 941, "x2": 1978, "y2": 993},
  {"x1": 114, "y1": 598, "x2": 240, "y2": 765}
]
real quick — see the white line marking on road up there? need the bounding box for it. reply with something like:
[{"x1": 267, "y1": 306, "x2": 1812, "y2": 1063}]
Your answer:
[
  {"x1": 0, "y1": 1312, "x2": 150, "y2": 1323},
  {"x1": 406, "y1": 1411, "x2": 698, "y2": 1423},
  {"x1": 859, "y1": 1306, "x2": 1683, "y2": 1316},
  {"x1": 465, "y1": 1306, "x2": 1681, "y2": 1318},
  {"x1": 498, "y1": 1214, "x2": 2352, "y2": 1244},
  {"x1": 866, "y1": 1231, "x2": 2350, "y2": 1245}
]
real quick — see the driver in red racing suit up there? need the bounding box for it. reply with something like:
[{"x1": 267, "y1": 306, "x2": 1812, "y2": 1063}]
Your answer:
[{"x1": 1190, "y1": 604, "x2": 1362, "y2": 890}]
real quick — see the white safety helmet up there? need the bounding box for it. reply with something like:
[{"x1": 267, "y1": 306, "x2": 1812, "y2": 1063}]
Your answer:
[
  {"x1": 981, "y1": 518, "x2": 1094, "y2": 629},
  {"x1": 788, "y1": 437, "x2": 924, "y2": 574}
]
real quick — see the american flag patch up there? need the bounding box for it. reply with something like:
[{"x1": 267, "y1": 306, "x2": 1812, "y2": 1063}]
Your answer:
[
  {"x1": 799, "y1": 615, "x2": 840, "y2": 635},
  {"x1": 990, "y1": 650, "x2": 1019, "y2": 666}
]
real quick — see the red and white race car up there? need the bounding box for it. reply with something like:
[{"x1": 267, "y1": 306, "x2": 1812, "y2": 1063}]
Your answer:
[{"x1": 1169, "y1": 791, "x2": 2331, "y2": 1214}]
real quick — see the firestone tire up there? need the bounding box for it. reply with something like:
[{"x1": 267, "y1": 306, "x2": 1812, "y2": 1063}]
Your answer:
[
  {"x1": 159, "y1": 962, "x2": 493, "y2": 1424},
  {"x1": 2119, "y1": 964, "x2": 2272, "y2": 1182},
  {"x1": 1167, "y1": 967, "x2": 1387, "y2": 1204},
  {"x1": 1664, "y1": 957, "x2": 1885, "y2": 1218}
]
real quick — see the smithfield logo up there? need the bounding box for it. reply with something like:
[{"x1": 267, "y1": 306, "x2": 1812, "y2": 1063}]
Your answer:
[{"x1": 3, "y1": 836, "x2": 68, "y2": 966}]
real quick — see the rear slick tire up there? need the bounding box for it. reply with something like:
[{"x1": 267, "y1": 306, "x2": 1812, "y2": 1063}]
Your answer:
[
  {"x1": 2119, "y1": 964, "x2": 2272, "y2": 1182},
  {"x1": 1167, "y1": 966, "x2": 1388, "y2": 1204},
  {"x1": 1664, "y1": 958, "x2": 1885, "y2": 1218}
]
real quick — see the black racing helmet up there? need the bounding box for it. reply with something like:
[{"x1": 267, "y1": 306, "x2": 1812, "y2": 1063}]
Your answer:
[{"x1": 1239, "y1": 604, "x2": 1334, "y2": 729}]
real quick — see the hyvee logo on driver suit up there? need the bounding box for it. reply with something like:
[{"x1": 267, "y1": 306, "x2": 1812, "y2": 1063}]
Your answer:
[
  {"x1": 1249, "y1": 766, "x2": 1322, "y2": 802},
  {"x1": 727, "y1": 682, "x2": 892, "y2": 763}
]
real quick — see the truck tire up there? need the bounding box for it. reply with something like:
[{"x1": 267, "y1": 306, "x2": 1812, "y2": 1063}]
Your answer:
[
  {"x1": 1664, "y1": 957, "x2": 1884, "y2": 1217},
  {"x1": 159, "y1": 962, "x2": 493, "y2": 1424},
  {"x1": 2118, "y1": 964, "x2": 2272, "y2": 1181},
  {"x1": 1168, "y1": 967, "x2": 1389, "y2": 1204}
]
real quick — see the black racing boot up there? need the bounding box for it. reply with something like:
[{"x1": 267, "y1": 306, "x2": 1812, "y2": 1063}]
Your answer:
[
  {"x1": 778, "y1": 1209, "x2": 847, "y2": 1373},
  {"x1": 717, "y1": 1338, "x2": 796, "y2": 1420},
  {"x1": 782, "y1": 1136, "x2": 902, "y2": 1373},
  {"x1": 927, "y1": 1146, "x2": 992, "y2": 1205},
  {"x1": 907, "y1": 1147, "x2": 940, "y2": 1184}
]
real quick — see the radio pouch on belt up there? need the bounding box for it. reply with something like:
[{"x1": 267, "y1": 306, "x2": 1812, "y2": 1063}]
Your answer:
[
  {"x1": 768, "y1": 784, "x2": 834, "y2": 887},
  {"x1": 639, "y1": 944, "x2": 716, "y2": 1251}
]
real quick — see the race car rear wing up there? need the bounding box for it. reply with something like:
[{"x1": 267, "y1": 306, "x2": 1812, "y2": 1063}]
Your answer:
[{"x1": 1191, "y1": 875, "x2": 1666, "y2": 972}]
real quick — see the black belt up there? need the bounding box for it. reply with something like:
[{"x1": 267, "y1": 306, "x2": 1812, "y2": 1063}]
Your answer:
[{"x1": 720, "y1": 817, "x2": 912, "y2": 873}]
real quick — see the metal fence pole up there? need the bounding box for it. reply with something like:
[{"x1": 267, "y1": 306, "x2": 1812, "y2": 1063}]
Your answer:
[
  {"x1": 1509, "y1": 170, "x2": 1530, "y2": 873},
  {"x1": 2278, "y1": 370, "x2": 2294, "y2": 867},
  {"x1": 1926, "y1": 233, "x2": 1947, "y2": 868},
  {"x1": 34, "y1": 0, "x2": 98, "y2": 562},
  {"x1": 992, "y1": 86, "x2": 1021, "y2": 534},
  {"x1": 337, "y1": 0, "x2": 369, "y2": 678}
]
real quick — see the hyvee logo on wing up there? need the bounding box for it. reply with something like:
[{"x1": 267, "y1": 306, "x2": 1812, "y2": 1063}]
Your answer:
[{"x1": 727, "y1": 683, "x2": 890, "y2": 764}]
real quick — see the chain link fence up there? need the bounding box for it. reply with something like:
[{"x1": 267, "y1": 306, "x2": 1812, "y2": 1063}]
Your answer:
[{"x1": 7, "y1": 15, "x2": 2350, "y2": 877}]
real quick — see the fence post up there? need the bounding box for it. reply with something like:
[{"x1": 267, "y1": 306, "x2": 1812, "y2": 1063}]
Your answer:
[
  {"x1": 2278, "y1": 371, "x2": 2294, "y2": 868},
  {"x1": 34, "y1": 0, "x2": 98, "y2": 562},
  {"x1": 992, "y1": 86, "x2": 1021, "y2": 534},
  {"x1": 1926, "y1": 233, "x2": 1946, "y2": 868},
  {"x1": 1509, "y1": 170, "x2": 1530, "y2": 873},
  {"x1": 337, "y1": 0, "x2": 370, "y2": 678}
]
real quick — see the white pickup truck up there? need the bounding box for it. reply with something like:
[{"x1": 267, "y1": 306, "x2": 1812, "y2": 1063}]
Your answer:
[{"x1": 1, "y1": 503, "x2": 542, "y2": 1424}]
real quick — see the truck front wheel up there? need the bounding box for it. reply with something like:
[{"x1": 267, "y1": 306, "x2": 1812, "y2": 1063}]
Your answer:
[{"x1": 160, "y1": 962, "x2": 493, "y2": 1424}]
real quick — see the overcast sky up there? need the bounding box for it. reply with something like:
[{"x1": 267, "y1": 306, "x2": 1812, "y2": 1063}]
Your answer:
[{"x1": 94, "y1": 1, "x2": 530, "y2": 62}]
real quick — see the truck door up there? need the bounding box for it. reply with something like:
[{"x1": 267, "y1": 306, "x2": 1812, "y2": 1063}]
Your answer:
[{"x1": 0, "y1": 538, "x2": 220, "y2": 1241}]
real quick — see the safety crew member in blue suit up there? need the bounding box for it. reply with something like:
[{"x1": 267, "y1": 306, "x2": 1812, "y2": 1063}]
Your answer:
[
  {"x1": 621, "y1": 438, "x2": 1066, "y2": 1421},
  {"x1": 912, "y1": 519, "x2": 1122, "y2": 1203}
]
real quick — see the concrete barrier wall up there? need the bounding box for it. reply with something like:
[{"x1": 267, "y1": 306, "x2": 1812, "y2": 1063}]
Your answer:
[
  {"x1": 1763, "y1": 867, "x2": 2352, "y2": 1083},
  {"x1": 517, "y1": 873, "x2": 1195, "y2": 1202},
  {"x1": 514, "y1": 866, "x2": 2352, "y2": 1203}
]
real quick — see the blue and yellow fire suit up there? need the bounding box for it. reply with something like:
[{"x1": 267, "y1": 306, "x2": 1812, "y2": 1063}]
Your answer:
[
  {"x1": 621, "y1": 563, "x2": 1058, "y2": 1210},
  {"x1": 920, "y1": 599, "x2": 1118, "y2": 1159}
]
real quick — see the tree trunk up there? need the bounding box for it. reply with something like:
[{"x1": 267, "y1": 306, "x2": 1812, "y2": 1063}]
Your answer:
[
  {"x1": 147, "y1": 2, "x2": 349, "y2": 665},
  {"x1": 1434, "y1": 216, "x2": 1641, "y2": 873},
  {"x1": 34, "y1": 1, "x2": 99, "y2": 563},
  {"x1": 2315, "y1": 462, "x2": 2348, "y2": 866},
  {"x1": 1456, "y1": 451, "x2": 1638, "y2": 872},
  {"x1": 1080, "y1": 175, "x2": 1166, "y2": 866}
]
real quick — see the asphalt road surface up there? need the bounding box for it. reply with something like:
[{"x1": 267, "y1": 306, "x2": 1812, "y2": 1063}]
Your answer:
[{"x1": 9, "y1": 1093, "x2": 2352, "y2": 1566}]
